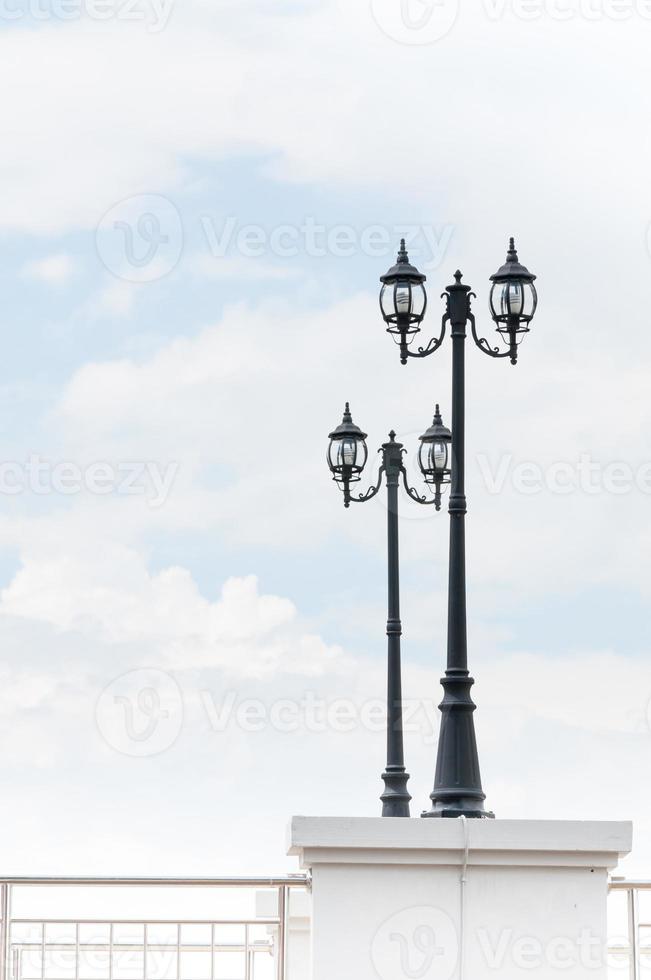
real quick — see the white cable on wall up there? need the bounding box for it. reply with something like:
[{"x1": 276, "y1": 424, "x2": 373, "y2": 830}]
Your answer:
[{"x1": 458, "y1": 816, "x2": 470, "y2": 980}]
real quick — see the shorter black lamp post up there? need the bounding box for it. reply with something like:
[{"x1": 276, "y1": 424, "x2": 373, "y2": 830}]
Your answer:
[{"x1": 327, "y1": 403, "x2": 452, "y2": 817}]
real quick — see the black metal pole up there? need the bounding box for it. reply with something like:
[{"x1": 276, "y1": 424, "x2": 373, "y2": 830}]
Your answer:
[
  {"x1": 422, "y1": 273, "x2": 493, "y2": 819},
  {"x1": 380, "y1": 433, "x2": 411, "y2": 817}
]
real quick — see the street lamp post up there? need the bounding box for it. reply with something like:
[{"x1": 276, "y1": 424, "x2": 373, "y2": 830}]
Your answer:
[
  {"x1": 327, "y1": 404, "x2": 452, "y2": 817},
  {"x1": 379, "y1": 237, "x2": 538, "y2": 819}
]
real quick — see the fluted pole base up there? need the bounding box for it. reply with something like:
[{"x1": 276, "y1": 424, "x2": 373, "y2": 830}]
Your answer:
[
  {"x1": 381, "y1": 767, "x2": 412, "y2": 818},
  {"x1": 421, "y1": 671, "x2": 494, "y2": 819}
]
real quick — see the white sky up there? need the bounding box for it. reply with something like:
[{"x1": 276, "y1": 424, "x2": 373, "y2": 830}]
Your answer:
[{"x1": 0, "y1": 0, "x2": 650, "y2": 887}]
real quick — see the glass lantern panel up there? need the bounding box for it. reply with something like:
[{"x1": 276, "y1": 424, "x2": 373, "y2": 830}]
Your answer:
[
  {"x1": 395, "y1": 281, "x2": 412, "y2": 315},
  {"x1": 340, "y1": 437, "x2": 357, "y2": 468},
  {"x1": 380, "y1": 283, "x2": 393, "y2": 319},
  {"x1": 489, "y1": 282, "x2": 498, "y2": 318},
  {"x1": 328, "y1": 440, "x2": 340, "y2": 471},
  {"x1": 501, "y1": 282, "x2": 524, "y2": 316},
  {"x1": 433, "y1": 442, "x2": 448, "y2": 472},
  {"x1": 411, "y1": 283, "x2": 426, "y2": 318},
  {"x1": 423, "y1": 442, "x2": 439, "y2": 477},
  {"x1": 522, "y1": 281, "x2": 537, "y2": 318}
]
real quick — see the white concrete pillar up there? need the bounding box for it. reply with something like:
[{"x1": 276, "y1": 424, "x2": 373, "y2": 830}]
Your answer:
[{"x1": 288, "y1": 817, "x2": 631, "y2": 980}]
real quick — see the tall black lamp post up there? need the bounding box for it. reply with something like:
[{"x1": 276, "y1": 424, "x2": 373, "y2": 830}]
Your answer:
[
  {"x1": 379, "y1": 237, "x2": 538, "y2": 819},
  {"x1": 327, "y1": 403, "x2": 452, "y2": 817}
]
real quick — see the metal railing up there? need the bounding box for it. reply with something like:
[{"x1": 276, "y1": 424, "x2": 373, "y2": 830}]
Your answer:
[
  {"x1": 1, "y1": 872, "x2": 642, "y2": 979},
  {"x1": 0, "y1": 876, "x2": 309, "y2": 980},
  {"x1": 609, "y1": 879, "x2": 651, "y2": 980}
]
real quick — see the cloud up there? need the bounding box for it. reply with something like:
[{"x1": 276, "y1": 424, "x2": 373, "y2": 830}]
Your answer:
[
  {"x1": 43, "y1": 290, "x2": 651, "y2": 605},
  {"x1": 86, "y1": 280, "x2": 138, "y2": 317},
  {"x1": 21, "y1": 253, "x2": 75, "y2": 284},
  {"x1": 0, "y1": 0, "x2": 648, "y2": 245},
  {"x1": 0, "y1": 0, "x2": 648, "y2": 882},
  {"x1": 0, "y1": 585, "x2": 648, "y2": 874},
  {"x1": 191, "y1": 254, "x2": 301, "y2": 281},
  {"x1": 1, "y1": 544, "x2": 344, "y2": 678}
]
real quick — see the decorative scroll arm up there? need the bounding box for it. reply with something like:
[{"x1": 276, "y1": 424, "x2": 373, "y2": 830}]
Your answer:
[
  {"x1": 346, "y1": 465, "x2": 384, "y2": 508},
  {"x1": 407, "y1": 310, "x2": 448, "y2": 359},
  {"x1": 400, "y1": 467, "x2": 440, "y2": 510},
  {"x1": 469, "y1": 309, "x2": 510, "y2": 360}
]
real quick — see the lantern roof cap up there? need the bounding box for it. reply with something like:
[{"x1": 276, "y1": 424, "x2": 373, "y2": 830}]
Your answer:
[
  {"x1": 490, "y1": 237, "x2": 537, "y2": 284},
  {"x1": 329, "y1": 403, "x2": 368, "y2": 441},
  {"x1": 380, "y1": 239, "x2": 427, "y2": 285},
  {"x1": 419, "y1": 405, "x2": 452, "y2": 444}
]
